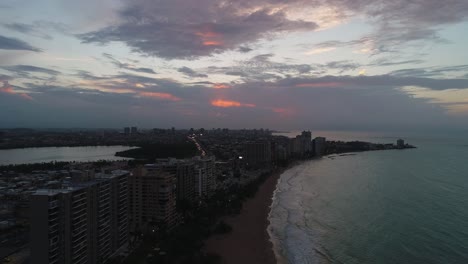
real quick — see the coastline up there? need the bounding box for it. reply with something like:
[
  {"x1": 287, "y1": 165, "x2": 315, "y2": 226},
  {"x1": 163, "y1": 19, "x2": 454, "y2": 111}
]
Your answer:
[{"x1": 204, "y1": 166, "x2": 289, "y2": 264}]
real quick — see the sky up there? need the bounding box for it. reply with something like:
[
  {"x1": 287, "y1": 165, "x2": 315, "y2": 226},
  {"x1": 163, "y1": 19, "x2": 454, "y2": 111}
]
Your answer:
[{"x1": 1, "y1": 0, "x2": 468, "y2": 131}]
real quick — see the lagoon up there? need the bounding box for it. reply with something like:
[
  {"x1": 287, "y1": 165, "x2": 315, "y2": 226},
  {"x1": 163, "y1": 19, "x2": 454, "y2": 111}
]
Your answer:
[{"x1": 0, "y1": 145, "x2": 136, "y2": 165}]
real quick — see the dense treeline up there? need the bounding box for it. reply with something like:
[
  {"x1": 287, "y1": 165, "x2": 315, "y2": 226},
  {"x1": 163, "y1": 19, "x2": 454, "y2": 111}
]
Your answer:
[
  {"x1": 0, "y1": 160, "x2": 119, "y2": 173},
  {"x1": 115, "y1": 142, "x2": 198, "y2": 160}
]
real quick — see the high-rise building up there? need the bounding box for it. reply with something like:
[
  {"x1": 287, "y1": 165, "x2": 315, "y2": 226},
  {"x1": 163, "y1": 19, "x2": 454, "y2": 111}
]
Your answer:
[
  {"x1": 129, "y1": 159, "x2": 196, "y2": 232},
  {"x1": 289, "y1": 131, "x2": 312, "y2": 158},
  {"x1": 301, "y1": 131, "x2": 312, "y2": 153},
  {"x1": 130, "y1": 126, "x2": 138, "y2": 134},
  {"x1": 30, "y1": 170, "x2": 129, "y2": 264},
  {"x1": 124, "y1": 127, "x2": 130, "y2": 135},
  {"x1": 243, "y1": 141, "x2": 272, "y2": 168},
  {"x1": 192, "y1": 156, "x2": 216, "y2": 198},
  {"x1": 397, "y1": 139, "x2": 405, "y2": 149},
  {"x1": 314, "y1": 137, "x2": 327, "y2": 156}
]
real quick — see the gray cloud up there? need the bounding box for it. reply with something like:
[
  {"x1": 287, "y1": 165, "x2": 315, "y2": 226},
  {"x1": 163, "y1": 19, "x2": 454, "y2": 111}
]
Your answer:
[
  {"x1": 1, "y1": 65, "x2": 60, "y2": 76},
  {"x1": 102, "y1": 53, "x2": 156, "y2": 74},
  {"x1": 0, "y1": 74, "x2": 12, "y2": 81},
  {"x1": 3, "y1": 23, "x2": 52, "y2": 39},
  {"x1": 206, "y1": 55, "x2": 368, "y2": 80},
  {"x1": 207, "y1": 53, "x2": 315, "y2": 80},
  {"x1": 0, "y1": 35, "x2": 41, "y2": 52},
  {"x1": 369, "y1": 59, "x2": 425, "y2": 67},
  {"x1": 389, "y1": 65, "x2": 468, "y2": 78},
  {"x1": 278, "y1": 75, "x2": 468, "y2": 91},
  {"x1": 238, "y1": 46, "x2": 253, "y2": 53},
  {"x1": 178, "y1": 67, "x2": 208, "y2": 78},
  {"x1": 3, "y1": 23, "x2": 35, "y2": 34},
  {"x1": 325, "y1": 61, "x2": 360, "y2": 73}
]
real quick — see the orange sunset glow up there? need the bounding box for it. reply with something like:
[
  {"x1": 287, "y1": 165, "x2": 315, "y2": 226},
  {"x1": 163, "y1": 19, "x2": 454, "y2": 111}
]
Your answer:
[
  {"x1": 196, "y1": 26, "x2": 224, "y2": 47},
  {"x1": 211, "y1": 99, "x2": 255, "y2": 108},
  {"x1": 212, "y1": 83, "x2": 231, "y2": 89},
  {"x1": 139, "y1": 92, "x2": 181, "y2": 101}
]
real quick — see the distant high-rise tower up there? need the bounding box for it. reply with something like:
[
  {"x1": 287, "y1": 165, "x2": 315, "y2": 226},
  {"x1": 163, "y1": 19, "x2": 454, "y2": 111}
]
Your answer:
[
  {"x1": 131, "y1": 126, "x2": 138, "y2": 134},
  {"x1": 124, "y1": 127, "x2": 130, "y2": 135},
  {"x1": 397, "y1": 139, "x2": 405, "y2": 149},
  {"x1": 301, "y1": 131, "x2": 312, "y2": 154},
  {"x1": 314, "y1": 137, "x2": 327, "y2": 156}
]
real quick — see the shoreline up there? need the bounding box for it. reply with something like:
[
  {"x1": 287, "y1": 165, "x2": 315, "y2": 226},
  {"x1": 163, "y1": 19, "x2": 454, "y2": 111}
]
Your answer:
[{"x1": 204, "y1": 166, "x2": 289, "y2": 264}]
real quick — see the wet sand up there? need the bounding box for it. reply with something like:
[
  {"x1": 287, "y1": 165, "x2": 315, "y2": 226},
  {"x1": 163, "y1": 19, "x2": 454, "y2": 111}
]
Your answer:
[{"x1": 204, "y1": 169, "x2": 284, "y2": 264}]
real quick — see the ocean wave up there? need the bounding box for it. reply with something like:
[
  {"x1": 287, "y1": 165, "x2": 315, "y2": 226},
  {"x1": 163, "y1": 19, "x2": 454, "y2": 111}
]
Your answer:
[{"x1": 268, "y1": 161, "x2": 331, "y2": 264}]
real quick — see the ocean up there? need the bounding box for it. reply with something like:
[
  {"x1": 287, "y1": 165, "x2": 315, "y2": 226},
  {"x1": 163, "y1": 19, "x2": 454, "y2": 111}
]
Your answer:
[{"x1": 269, "y1": 131, "x2": 468, "y2": 264}]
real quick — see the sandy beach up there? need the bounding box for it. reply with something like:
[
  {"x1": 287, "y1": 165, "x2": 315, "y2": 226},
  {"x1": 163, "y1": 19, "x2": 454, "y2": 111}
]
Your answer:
[{"x1": 204, "y1": 168, "x2": 284, "y2": 264}]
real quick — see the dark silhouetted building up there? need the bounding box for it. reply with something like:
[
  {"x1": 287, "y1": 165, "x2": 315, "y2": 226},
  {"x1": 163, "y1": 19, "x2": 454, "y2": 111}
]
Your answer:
[
  {"x1": 243, "y1": 141, "x2": 272, "y2": 168},
  {"x1": 314, "y1": 137, "x2": 327, "y2": 156},
  {"x1": 192, "y1": 156, "x2": 216, "y2": 198},
  {"x1": 129, "y1": 159, "x2": 196, "y2": 232},
  {"x1": 30, "y1": 171, "x2": 129, "y2": 264},
  {"x1": 397, "y1": 139, "x2": 405, "y2": 148}
]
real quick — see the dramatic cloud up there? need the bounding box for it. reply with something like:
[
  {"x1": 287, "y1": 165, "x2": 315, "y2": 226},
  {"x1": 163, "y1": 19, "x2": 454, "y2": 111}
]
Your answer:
[
  {"x1": 0, "y1": 35, "x2": 41, "y2": 52},
  {"x1": 3, "y1": 71, "x2": 468, "y2": 129},
  {"x1": 77, "y1": 0, "x2": 468, "y2": 59},
  {"x1": 2, "y1": 0, "x2": 468, "y2": 129},
  {"x1": 79, "y1": 0, "x2": 317, "y2": 59}
]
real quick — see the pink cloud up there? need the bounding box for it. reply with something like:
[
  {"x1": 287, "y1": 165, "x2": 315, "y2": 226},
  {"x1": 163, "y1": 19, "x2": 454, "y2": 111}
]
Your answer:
[
  {"x1": 212, "y1": 83, "x2": 231, "y2": 89},
  {"x1": 0, "y1": 82, "x2": 33, "y2": 100},
  {"x1": 196, "y1": 25, "x2": 224, "y2": 47},
  {"x1": 139, "y1": 92, "x2": 181, "y2": 101},
  {"x1": 272, "y1": 107, "x2": 295, "y2": 117}
]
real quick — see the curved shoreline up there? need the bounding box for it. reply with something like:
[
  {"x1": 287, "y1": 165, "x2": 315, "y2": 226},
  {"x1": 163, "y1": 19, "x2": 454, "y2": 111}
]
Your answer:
[
  {"x1": 204, "y1": 167, "x2": 287, "y2": 264},
  {"x1": 267, "y1": 171, "x2": 288, "y2": 264}
]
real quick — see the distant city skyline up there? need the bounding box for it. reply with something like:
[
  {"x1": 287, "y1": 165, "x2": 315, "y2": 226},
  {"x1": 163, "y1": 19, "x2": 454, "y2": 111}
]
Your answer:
[{"x1": 1, "y1": 0, "x2": 468, "y2": 130}]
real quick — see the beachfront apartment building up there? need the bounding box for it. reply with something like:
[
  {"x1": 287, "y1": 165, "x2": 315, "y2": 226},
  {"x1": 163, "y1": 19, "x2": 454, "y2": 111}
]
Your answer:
[
  {"x1": 129, "y1": 161, "x2": 188, "y2": 233},
  {"x1": 243, "y1": 141, "x2": 272, "y2": 168},
  {"x1": 192, "y1": 156, "x2": 216, "y2": 198},
  {"x1": 313, "y1": 137, "x2": 327, "y2": 156},
  {"x1": 30, "y1": 170, "x2": 129, "y2": 264}
]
